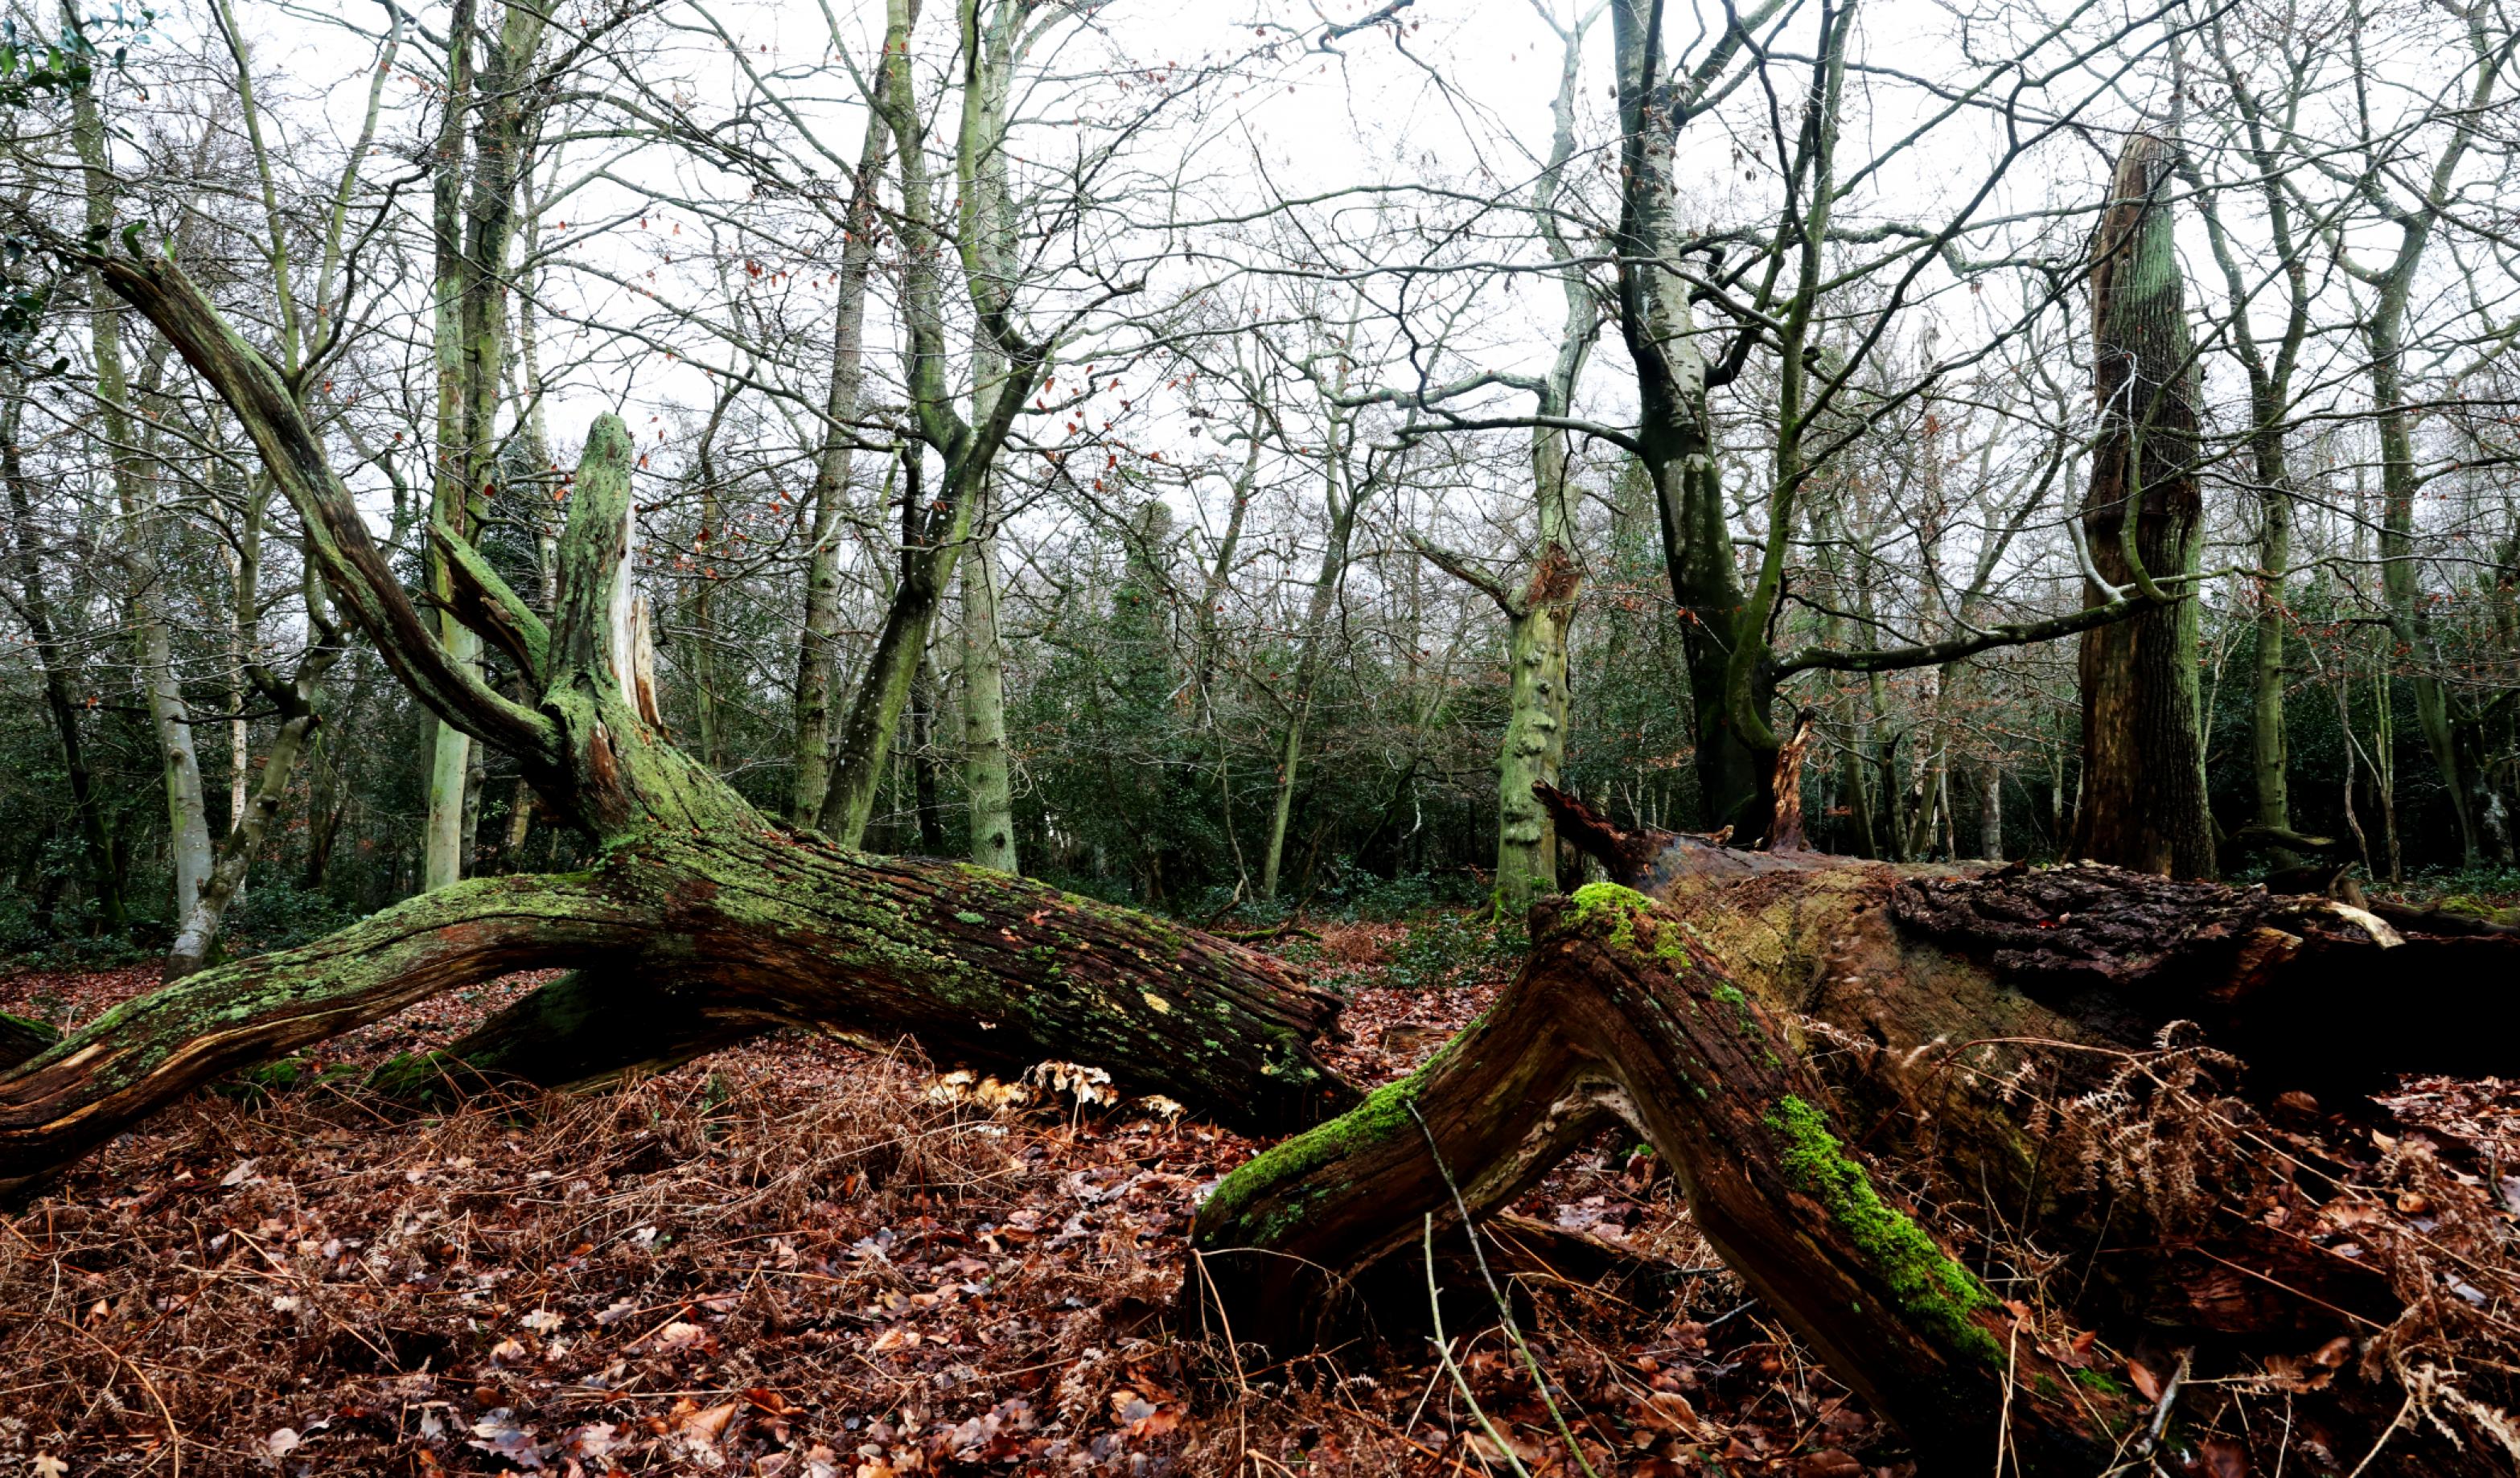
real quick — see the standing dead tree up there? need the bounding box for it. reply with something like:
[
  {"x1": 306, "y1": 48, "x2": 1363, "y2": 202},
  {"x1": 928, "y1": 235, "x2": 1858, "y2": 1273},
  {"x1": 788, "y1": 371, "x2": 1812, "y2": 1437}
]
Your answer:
[{"x1": 2072, "y1": 133, "x2": 2214, "y2": 878}]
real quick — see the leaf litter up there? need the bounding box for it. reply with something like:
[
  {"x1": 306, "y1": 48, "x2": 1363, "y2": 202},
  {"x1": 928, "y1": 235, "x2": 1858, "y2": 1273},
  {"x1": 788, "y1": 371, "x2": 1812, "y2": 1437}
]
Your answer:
[{"x1": 30, "y1": 937, "x2": 2512, "y2": 1475}]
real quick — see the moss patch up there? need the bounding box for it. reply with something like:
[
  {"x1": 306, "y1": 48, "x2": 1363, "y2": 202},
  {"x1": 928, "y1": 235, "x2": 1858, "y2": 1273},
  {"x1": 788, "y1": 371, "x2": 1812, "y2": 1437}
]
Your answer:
[
  {"x1": 1566, "y1": 882, "x2": 1691, "y2": 965},
  {"x1": 1197, "y1": 1020, "x2": 1478, "y2": 1243},
  {"x1": 1766, "y1": 1094, "x2": 1998, "y2": 1361}
]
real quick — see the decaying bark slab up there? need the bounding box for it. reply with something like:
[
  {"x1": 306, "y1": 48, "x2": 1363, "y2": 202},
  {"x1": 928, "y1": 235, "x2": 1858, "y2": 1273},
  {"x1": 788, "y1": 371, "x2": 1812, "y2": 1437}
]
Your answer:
[
  {"x1": 1192, "y1": 888, "x2": 2127, "y2": 1472},
  {"x1": 0, "y1": 1014, "x2": 56, "y2": 1073},
  {"x1": 1889, "y1": 862, "x2": 2520, "y2": 1097},
  {"x1": 1540, "y1": 784, "x2": 2518, "y2": 1094}
]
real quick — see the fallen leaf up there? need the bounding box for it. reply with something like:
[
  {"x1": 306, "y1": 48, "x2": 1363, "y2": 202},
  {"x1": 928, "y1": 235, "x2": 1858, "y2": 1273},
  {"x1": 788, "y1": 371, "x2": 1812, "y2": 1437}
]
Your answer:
[
  {"x1": 565, "y1": 1423, "x2": 619, "y2": 1458},
  {"x1": 466, "y1": 1409, "x2": 547, "y2": 1470},
  {"x1": 2128, "y1": 1359, "x2": 2162, "y2": 1402},
  {"x1": 679, "y1": 1402, "x2": 738, "y2": 1443}
]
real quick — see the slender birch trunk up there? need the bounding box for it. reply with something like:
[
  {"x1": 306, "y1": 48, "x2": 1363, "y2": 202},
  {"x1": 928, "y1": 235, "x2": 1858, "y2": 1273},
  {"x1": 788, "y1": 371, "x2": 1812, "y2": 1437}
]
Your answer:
[
  {"x1": 72, "y1": 66, "x2": 212, "y2": 926},
  {"x1": 2, "y1": 383, "x2": 126, "y2": 926},
  {"x1": 787, "y1": 64, "x2": 897, "y2": 820},
  {"x1": 960, "y1": 521, "x2": 1018, "y2": 870},
  {"x1": 423, "y1": 0, "x2": 483, "y2": 890}
]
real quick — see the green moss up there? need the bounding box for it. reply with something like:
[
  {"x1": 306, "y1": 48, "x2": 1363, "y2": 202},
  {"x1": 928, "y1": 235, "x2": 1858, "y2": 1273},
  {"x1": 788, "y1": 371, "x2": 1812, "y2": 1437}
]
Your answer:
[
  {"x1": 1766, "y1": 1094, "x2": 1998, "y2": 1361},
  {"x1": 1566, "y1": 882, "x2": 1692, "y2": 964},
  {"x1": 2074, "y1": 1368, "x2": 2126, "y2": 1396},
  {"x1": 1198, "y1": 1069, "x2": 1432, "y2": 1241},
  {"x1": 954, "y1": 910, "x2": 987, "y2": 926}
]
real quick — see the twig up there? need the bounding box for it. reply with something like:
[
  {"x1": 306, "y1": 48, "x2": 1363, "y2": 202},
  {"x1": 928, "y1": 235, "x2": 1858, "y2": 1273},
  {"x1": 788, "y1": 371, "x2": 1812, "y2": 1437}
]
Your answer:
[
  {"x1": 1996, "y1": 1318, "x2": 2018, "y2": 1476},
  {"x1": 1409, "y1": 1103, "x2": 1605, "y2": 1478},
  {"x1": 1424, "y1": 1216, "x2": 1533, "y2": 1478},
  {"x1": 1189, "y1": 1249, "x2": 1253, "y2": 1468},
  {"x1": 2342, "y1": 1390, "x2": 2415, "y2": 1478}
]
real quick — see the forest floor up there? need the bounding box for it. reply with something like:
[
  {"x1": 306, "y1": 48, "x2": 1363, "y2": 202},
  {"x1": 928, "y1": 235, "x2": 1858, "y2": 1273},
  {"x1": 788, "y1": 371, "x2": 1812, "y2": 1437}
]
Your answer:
[{"x1": 2, "y1": 881, "x2": 2516, "y2": 1478}]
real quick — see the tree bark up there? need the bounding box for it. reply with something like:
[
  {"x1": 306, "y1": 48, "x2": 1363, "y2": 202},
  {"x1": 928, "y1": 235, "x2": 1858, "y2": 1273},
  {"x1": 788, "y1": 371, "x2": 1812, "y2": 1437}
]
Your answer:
[
  {"x1": 787, "y1": 52, "x2": 895, "y2": 824},
  {"x1": 1610, "y1": 0, "x2": 1770, "y2": 840},
  {"x1": 1260, "y1": 437, "x2": 1364, "y2": 902},
  {"x1": 820, "y1": 447, "x2": 962, "y2": 846},
  {"x1": 960, "y1": 517, "x2": 1019, "y2": 872},
  {"x1": 2071, "y1": 134, "x2": 2214, "y2": 879},
  {"x1": 1488, "y1": 6, "x2": 1594, "y2": 919},
  {"x1": 952, "y1": 0, "x2": 1025, "y2": 876},
  {"x1": 165, "y1": 593, "x2": 343, "y2": 979},
  {"x1": 74, "y1": 77, "x2": 213, "y2": 927},
  {"x1": 2, "y1": 380, "x2": 127, "y2": 929}
]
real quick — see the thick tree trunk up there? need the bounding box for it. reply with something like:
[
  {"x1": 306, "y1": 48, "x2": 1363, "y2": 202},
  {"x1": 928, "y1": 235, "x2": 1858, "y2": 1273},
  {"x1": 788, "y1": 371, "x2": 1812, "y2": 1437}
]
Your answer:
[
  {"x1": 2072, "y1": 135, "x2": 2214, "y2": 879},
  {"x1": 1609, "y1": 1, "x2": 1772, "y2": 842},
  {"x1": 423, "y1": 0, "x2": 482, "y2": 893},
  {"x1": 1493, "y1": 580, "x2": 1573, "y2": 914},
  {"x1": 1490, "y1": 16, "x2": 1592, "y2": 918},
  {"x1": 820, "y1": 450, "x2": 964, "y2": 847},
  {"x1": 1194, "y1": 888, "x2": 2123, "y2": 1472},
  {"x1": 1200, "y1": 784, "x2": 2520, "y2": 1472},
  {"x1": 0, "y1": 824, "x2": 1354, "y2": 1199}
]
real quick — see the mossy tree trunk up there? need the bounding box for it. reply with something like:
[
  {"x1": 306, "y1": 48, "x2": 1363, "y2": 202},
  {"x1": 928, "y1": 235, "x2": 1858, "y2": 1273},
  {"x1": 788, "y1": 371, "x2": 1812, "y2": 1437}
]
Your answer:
[
  {"x1": 1193, "y1": 887, "x2": 2126, "y2": 1472},
  {"x1": 1195, "y1": 786, "x2": 2520, "y2": 1472},
  {"x1": 0, "y1": 251, "x2": 1354, "y2": 1199},
  {"x1": 1487, "y1": 3, "x2": 1593, "y2": 919}
]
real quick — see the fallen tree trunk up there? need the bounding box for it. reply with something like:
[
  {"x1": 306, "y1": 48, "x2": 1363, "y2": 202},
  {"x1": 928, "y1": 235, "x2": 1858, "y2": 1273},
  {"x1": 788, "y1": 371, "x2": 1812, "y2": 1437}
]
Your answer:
[
  {"x1": 1193, "y1": 886, "x2": 2127, "y2": 1470},
  {"x1": 1191, "y1": 789, "x2": 2520, "y2": 1473},
  {"x1": 0, "y1": 252, "x2": 1354, "y2": 1199},
  {"x1": 0, "y1": 836, "x2": 1352, "y2": 1197}
]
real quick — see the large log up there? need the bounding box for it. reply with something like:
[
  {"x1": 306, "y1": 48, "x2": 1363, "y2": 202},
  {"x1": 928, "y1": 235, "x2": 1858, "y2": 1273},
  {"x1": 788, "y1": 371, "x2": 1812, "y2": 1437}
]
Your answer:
[
  {"x1": 1190, "y1": 790, "x2": 2520, "y2": 1473},
  {"x1": 0, "y1": 255, "x2": 1355, "y2": 1198},
  {"x1": 1193, "y1": 886, "x2": 2128, "y2": 1471},
  {"x1": 0, "y1": 835, "x2": 1355, "y2": 1198}
]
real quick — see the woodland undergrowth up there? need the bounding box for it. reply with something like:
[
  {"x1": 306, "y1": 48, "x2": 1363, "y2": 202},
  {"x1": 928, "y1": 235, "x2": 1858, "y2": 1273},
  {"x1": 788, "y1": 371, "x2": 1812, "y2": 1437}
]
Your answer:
[{"x1": 2, "y1": 903, "x2": 2517, "y2": 1476}]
